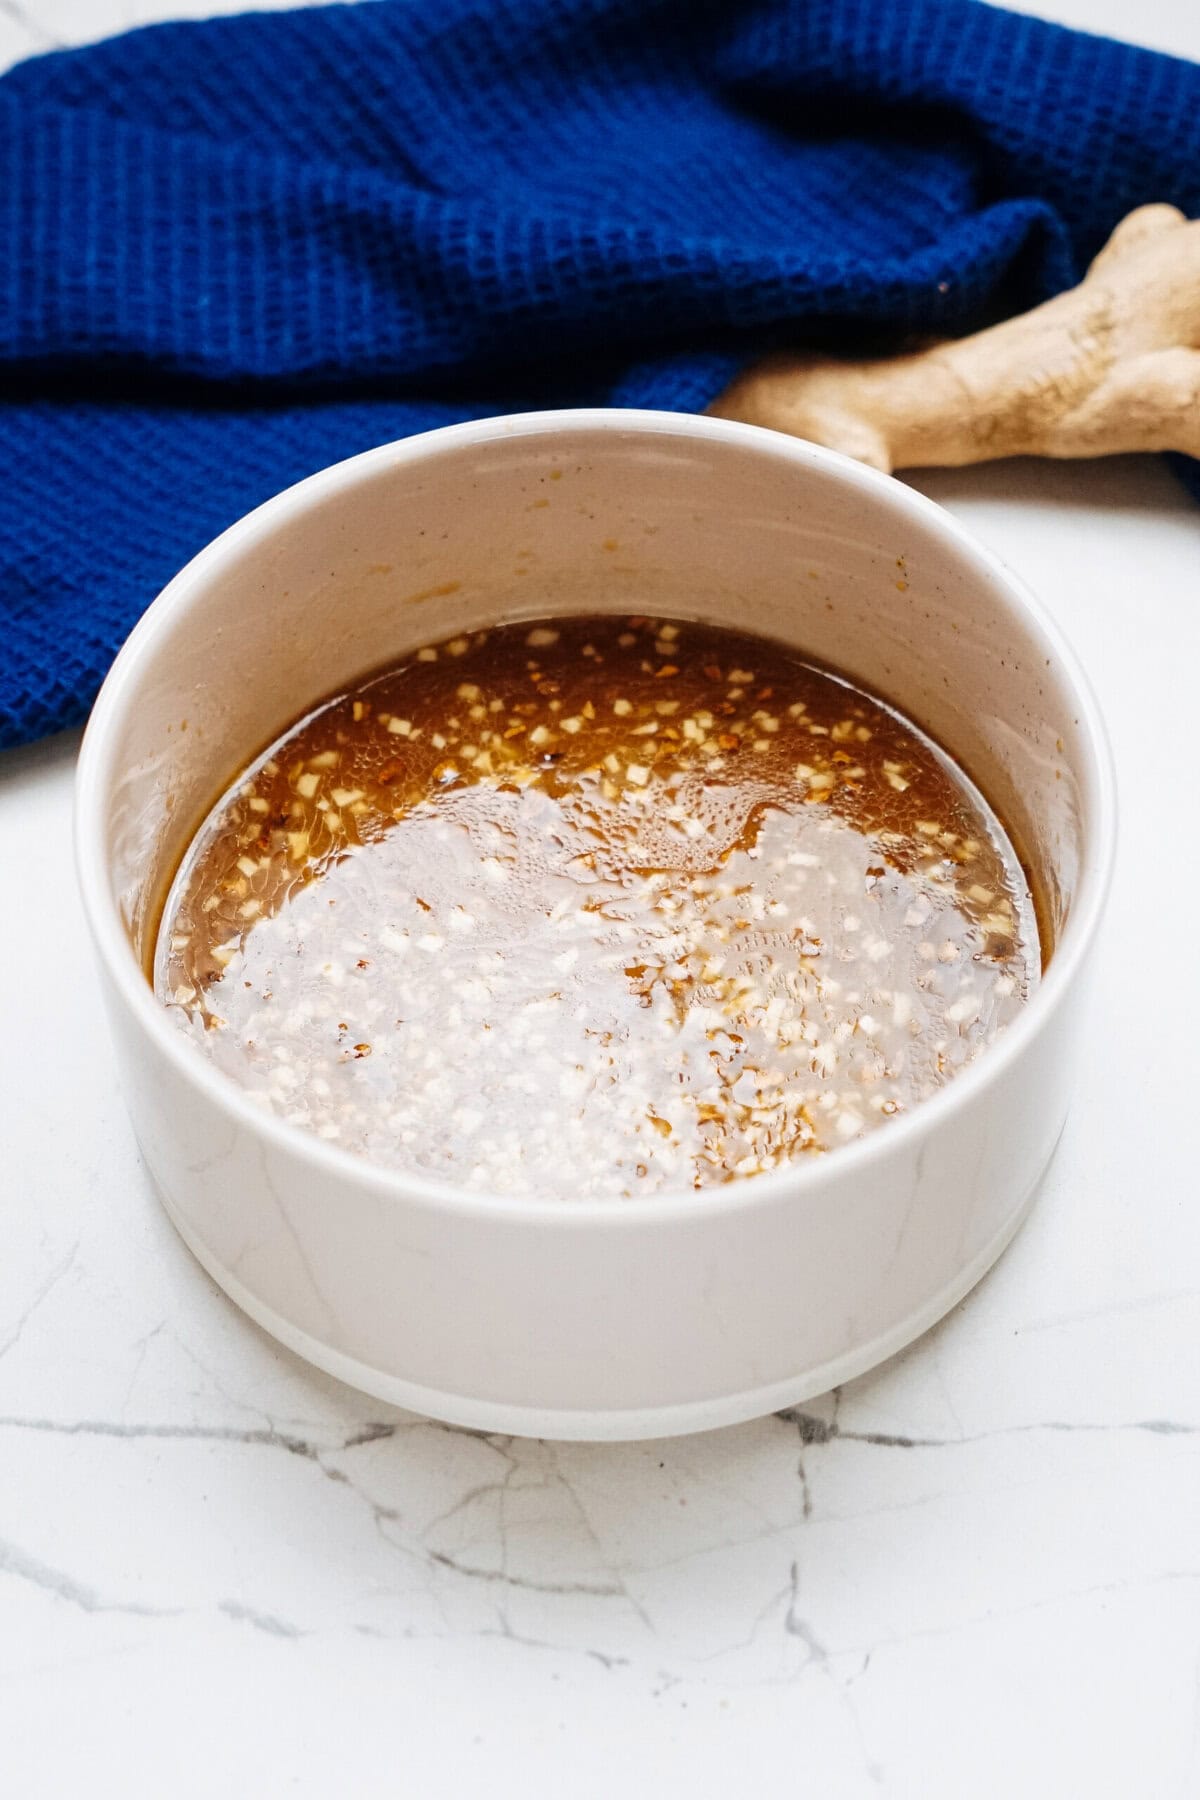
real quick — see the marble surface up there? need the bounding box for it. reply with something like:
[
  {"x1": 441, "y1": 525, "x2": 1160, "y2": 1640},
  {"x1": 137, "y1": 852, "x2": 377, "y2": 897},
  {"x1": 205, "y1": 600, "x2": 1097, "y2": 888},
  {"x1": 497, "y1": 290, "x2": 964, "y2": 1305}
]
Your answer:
[{"x1": 2, "y1": 2, "x2": 1199, "y2": 1795}]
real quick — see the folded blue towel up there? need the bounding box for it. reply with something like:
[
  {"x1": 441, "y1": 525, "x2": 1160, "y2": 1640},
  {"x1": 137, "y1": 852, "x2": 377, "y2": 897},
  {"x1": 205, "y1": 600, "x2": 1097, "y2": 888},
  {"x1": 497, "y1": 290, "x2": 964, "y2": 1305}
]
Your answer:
[{"x1": 1, "y1": 0, "x2": 1197, "y2": 748}]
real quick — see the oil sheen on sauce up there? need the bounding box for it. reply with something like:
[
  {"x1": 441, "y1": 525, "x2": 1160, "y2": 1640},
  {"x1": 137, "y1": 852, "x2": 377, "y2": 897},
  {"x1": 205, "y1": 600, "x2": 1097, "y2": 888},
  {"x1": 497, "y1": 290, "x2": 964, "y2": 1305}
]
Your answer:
[{"x1": 155, "y1": 615, "x2": 1039, "y2": 1200}]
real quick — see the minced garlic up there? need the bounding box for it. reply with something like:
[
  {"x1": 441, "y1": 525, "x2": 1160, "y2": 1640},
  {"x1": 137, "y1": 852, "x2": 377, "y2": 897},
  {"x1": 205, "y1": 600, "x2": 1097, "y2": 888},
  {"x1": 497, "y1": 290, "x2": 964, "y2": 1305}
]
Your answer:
[{"x1": 155, "y1": 613, "x2": 1039, "y2": 1200}]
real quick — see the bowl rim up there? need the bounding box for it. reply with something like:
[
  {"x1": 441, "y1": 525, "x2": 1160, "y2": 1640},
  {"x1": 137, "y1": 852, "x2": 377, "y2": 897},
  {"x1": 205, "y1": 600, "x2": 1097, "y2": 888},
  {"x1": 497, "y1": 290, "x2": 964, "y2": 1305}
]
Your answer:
[{"x1": 74, "y1": 407, "x2": 1117, "y2": 1228}]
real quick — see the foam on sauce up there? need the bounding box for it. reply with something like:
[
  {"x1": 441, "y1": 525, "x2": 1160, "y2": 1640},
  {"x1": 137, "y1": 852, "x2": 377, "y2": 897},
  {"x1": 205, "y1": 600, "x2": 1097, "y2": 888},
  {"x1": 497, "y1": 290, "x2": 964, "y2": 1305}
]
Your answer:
[{"x1": 156, "y1": 615, "x2": 1038, "y2": 1199}]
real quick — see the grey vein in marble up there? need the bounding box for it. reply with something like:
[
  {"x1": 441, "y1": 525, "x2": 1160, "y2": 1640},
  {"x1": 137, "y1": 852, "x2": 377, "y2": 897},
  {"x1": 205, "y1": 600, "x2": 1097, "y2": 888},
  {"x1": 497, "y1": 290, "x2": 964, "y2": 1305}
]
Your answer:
[
  {"x1": 217, "y1": 1599, "x2": 304, "y2": 1639},
  {"x1": 0, "y1": 1246, "x2": 78, "y2": 1361},
  {"x1": 0, "y1": 0, "x2": 61, "y2": 48},
  {"x1": 0, "y1": 1536, "x2": 181, "y2": 1620}
]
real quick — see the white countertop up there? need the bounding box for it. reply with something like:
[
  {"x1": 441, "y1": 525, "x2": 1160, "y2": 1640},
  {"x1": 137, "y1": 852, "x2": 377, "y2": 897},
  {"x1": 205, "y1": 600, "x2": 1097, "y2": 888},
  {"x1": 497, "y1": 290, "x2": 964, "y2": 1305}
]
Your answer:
[{"x1": 2, "y1": 3, "x2": 1199, "y2": 1796}]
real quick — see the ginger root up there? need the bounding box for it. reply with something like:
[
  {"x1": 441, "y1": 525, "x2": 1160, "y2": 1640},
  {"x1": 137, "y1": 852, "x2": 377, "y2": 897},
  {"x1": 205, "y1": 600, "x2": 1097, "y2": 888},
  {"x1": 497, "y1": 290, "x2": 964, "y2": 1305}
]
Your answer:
[{"x1": 710, "y1": 204, "x2": 1200, "y2": 471}]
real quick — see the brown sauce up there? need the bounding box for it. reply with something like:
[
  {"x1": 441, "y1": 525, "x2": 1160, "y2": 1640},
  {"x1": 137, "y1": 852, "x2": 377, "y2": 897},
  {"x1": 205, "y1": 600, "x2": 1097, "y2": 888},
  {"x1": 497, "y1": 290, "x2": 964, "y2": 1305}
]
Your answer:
[{"x1": 155, "y1": 614, "x2": 1038, "y2": 1200}]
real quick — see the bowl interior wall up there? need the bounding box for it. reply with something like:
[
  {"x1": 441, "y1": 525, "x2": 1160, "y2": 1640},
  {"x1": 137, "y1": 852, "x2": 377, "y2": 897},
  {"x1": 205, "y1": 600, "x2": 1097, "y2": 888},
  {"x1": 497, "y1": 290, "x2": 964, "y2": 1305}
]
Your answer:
[{"x1": 96, "y1": 421, "x2": 1090, "y2": 964}]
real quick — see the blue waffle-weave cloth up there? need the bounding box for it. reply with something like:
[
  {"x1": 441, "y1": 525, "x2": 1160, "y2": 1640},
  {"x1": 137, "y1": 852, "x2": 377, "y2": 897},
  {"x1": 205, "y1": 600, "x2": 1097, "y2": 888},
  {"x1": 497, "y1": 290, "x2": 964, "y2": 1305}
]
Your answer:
[{"x1": 1, "y1": 0, "x2": 1197, "y2": 747}]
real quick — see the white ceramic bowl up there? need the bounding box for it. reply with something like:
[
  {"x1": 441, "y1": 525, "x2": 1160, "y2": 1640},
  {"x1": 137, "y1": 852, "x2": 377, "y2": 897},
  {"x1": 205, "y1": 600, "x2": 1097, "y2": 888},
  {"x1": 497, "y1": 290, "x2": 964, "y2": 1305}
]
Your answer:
[{"x1": 75, "y1": 410, "x2": 1114, "y2": 1440}]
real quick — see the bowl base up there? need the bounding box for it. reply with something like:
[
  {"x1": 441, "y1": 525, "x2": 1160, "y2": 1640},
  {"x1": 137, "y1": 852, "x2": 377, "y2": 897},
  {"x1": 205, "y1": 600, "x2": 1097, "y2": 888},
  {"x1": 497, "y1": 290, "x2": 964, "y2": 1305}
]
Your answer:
[{"x1": 156, "y1": 1168, "x2": 1045, "y2": 1442}]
